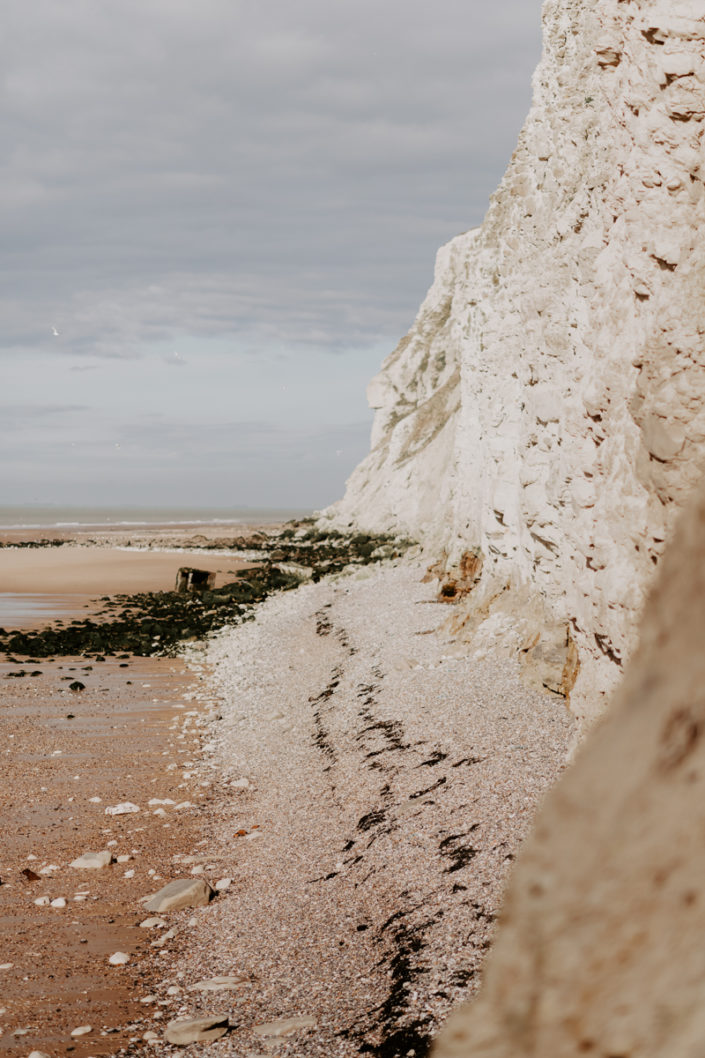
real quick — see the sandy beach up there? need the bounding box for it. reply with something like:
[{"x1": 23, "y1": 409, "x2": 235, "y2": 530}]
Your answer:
[
  {"x1": 0, "y1": 528, "x2": 575, "y2": 1056},
  {"x1": 0, "y1": 523, "x2": 268, "y2": 1056},
  {"x1": 0, "y1": 522, "x2": 265, "y2": 597}
]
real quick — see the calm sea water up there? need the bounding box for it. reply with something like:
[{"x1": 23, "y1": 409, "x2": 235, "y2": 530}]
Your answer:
[
  {"x1": 0, "y1": 505, "x2": 312, "y2": 530},
  {"x1": 0, "y1": 593, "x2": 92, "y2": 626}
]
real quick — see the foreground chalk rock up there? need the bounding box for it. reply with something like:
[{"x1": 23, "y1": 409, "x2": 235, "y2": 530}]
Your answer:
[
  {"x1": 143, "y1": 877, "x2": 214, "y2": 913},
  {"x1": 164, "y1": 1015, "x2": 229, "y2": 1045},
  {"x1": 328, "y1": 0, "x2": 705, "y2": 730},
  {"x1": 433, "y1": 476, "x2": 705, "y2": 1056}
]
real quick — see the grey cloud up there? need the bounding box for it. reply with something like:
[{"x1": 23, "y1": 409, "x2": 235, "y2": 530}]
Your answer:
[{"x1": 2, "y1": 0, "x2": 542, "y2": 355}]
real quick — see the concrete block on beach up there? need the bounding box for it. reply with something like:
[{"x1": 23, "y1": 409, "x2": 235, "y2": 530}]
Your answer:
[
  {"x1": 143, "y1": 877, "x2": 214, "y2": 912},
  {"x1": 175, "y1": 567, "x2": 216, "y2": 593}
]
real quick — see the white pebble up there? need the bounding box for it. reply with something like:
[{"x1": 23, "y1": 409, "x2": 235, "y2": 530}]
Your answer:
[
  {"x1": 215, "y1": 878, "x2": 232, "y2": 892},
  {"x1": 34, "y1": 897, "x2": 50, "y2": 907},
  {"x1": 50, "y1": 898, "x2": 67, "y2": 908},
  {"x1": 70, "y1": 1025, "x2": 92, "y2": 1037},
  {"x1": 104, "y1": 802, "x2": 140, "y2": 816},
  {"x1": 0, "y1": 963, "x2": 13, "y2": 970},
  {"x1": 123, "y1": 869, "x2": 135, "y2": 879},
  {"x1": 108, "y1": 952, "x2": 130, "y2": 966},
  {"x1": 88, "y1": 796, "x2": 102, "y2": 803}
]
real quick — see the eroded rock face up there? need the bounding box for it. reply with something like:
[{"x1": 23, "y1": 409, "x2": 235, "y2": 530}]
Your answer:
[
  {"x1": 432, "y1": 472, "x2": 705, "y2": 1058},
  {"x1": 327, "y1": 0, "x2": 705, "y2": 729}
]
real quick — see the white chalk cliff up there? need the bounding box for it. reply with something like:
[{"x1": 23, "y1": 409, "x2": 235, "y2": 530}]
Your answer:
[{"x1": 327, "y1": 0, "x2": 705, "y2": 729}]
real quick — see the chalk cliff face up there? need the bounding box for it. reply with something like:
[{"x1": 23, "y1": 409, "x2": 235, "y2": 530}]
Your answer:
[
  {"x1": 328, "y1": 0, "x2": 705, "y2": 728},
  {"x1": 432, "y1": 458, "x2": 705, "y2": 1058}
]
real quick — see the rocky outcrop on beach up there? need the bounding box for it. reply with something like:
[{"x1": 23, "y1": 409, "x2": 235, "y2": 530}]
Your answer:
[{"x1": 327, "y1": 0, "x2": 705, "y2": 730}]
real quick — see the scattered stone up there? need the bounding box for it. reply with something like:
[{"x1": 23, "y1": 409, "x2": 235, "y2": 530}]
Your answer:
[
  {"x1": 105, "y1": 802, "x2": 140, "y2": 815},
  {"x1": 251, "y1": 1016, "x2": 317, "y2": 1037},
  {"x1": 108, "y1": 951, "x2": 130, "y2": 966},
  {"x1": 28, "y1": 1051, "x2": 51, "y2": 1058},
  {"x1": 34, "y1": 897, "x2": 50, "y2": 907},
  {"x1": 189, "y1": 976, "x2": 248, "y2": 992},
  {"x1": 70, "y1": 850, "x2": 113, "y2": 869},
  {"x1": 68, "y1": 680, "x2": 85, "y2": 692},
  {"x1": 70, "y1": 1025, "x2": 92, "y2": 1037},
  {"x1": 88, "y1": 796, "x2": 102, "y2": 803},
  {"x1": 21, "y1": 868, "x2": 40, "y2": 882},
  {"x1": 0, "y1": 962, "x2": 13, "y2": 970},
  {"x1": 151, "y1": 927, "x2": 177, "y2": 948},
  {"x1": 214, "y1": 877, "x2": 232, "y2": 892},
  {"x1": 139, "y1": 917, "x2": 166, "y2": 929},
  {"x1": 143, "y1": 877, "x2": 214, "y2": 913},
  {"x1": 50, "y1": 897, "x2": 66, "y2": 908},
  {"x1": 164, "y1": 1015, "x2": 229, "y2": 1045}
]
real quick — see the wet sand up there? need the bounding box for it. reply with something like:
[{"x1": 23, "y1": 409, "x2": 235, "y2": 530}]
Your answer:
[
  {"x1": 0, "y1": 524, "x2": 271, "y2": 1055},
  {"x1": 0, "y1": 546, "x2": 252, "y2": 596},
  {"x1": 0, "y1": 653, "x2": 231, "y2": 1056}
]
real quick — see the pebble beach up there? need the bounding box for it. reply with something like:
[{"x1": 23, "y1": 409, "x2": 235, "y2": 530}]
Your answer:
[
  {"x1": 151, "y1": 557, "x2": 575, "y2": 1056},
  {"x1": 0, "y1": 529, "x2": 574, "y2": 1057}
]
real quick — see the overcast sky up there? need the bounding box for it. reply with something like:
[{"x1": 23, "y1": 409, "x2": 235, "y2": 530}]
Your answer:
[{"x1": 2, "y1": 0, "x2": 543, "y2": 511}]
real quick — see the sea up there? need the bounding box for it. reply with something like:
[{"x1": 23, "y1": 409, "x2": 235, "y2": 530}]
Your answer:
[{"x1": 0, "y1": 504, "x2": 312, "y2": 531}]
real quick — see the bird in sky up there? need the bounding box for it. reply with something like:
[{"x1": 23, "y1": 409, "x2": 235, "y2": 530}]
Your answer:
[{"x1": 51, "y1": 326, "x2": 60, "y2": 336}]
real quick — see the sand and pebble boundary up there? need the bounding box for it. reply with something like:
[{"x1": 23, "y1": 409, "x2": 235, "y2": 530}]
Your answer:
[
  {"x1": 0, "y1": 525, "x2": 574, "y2": 1057},
  {"x1": 148, "y1": 557, "x2": 574, "y2": 1057}
]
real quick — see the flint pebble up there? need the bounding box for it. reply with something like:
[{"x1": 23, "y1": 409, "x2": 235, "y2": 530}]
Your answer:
[
  {"x1": 70, "y1": 850, "x2": 113, "y2": 869},
  {"x1": 252, "y1": 1017, "x2": 317, "y2": 1038},
  {"x1": 143, "y1": 878, "x2": 214, "y2": 913},
  {"x1": 164, "y1": 1016, "x2": 229, "y2": 1045}
]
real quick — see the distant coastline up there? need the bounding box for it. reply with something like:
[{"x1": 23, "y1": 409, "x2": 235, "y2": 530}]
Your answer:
[{"x1": 0, "y1": 504, "x2": 312, "y2": 531}]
